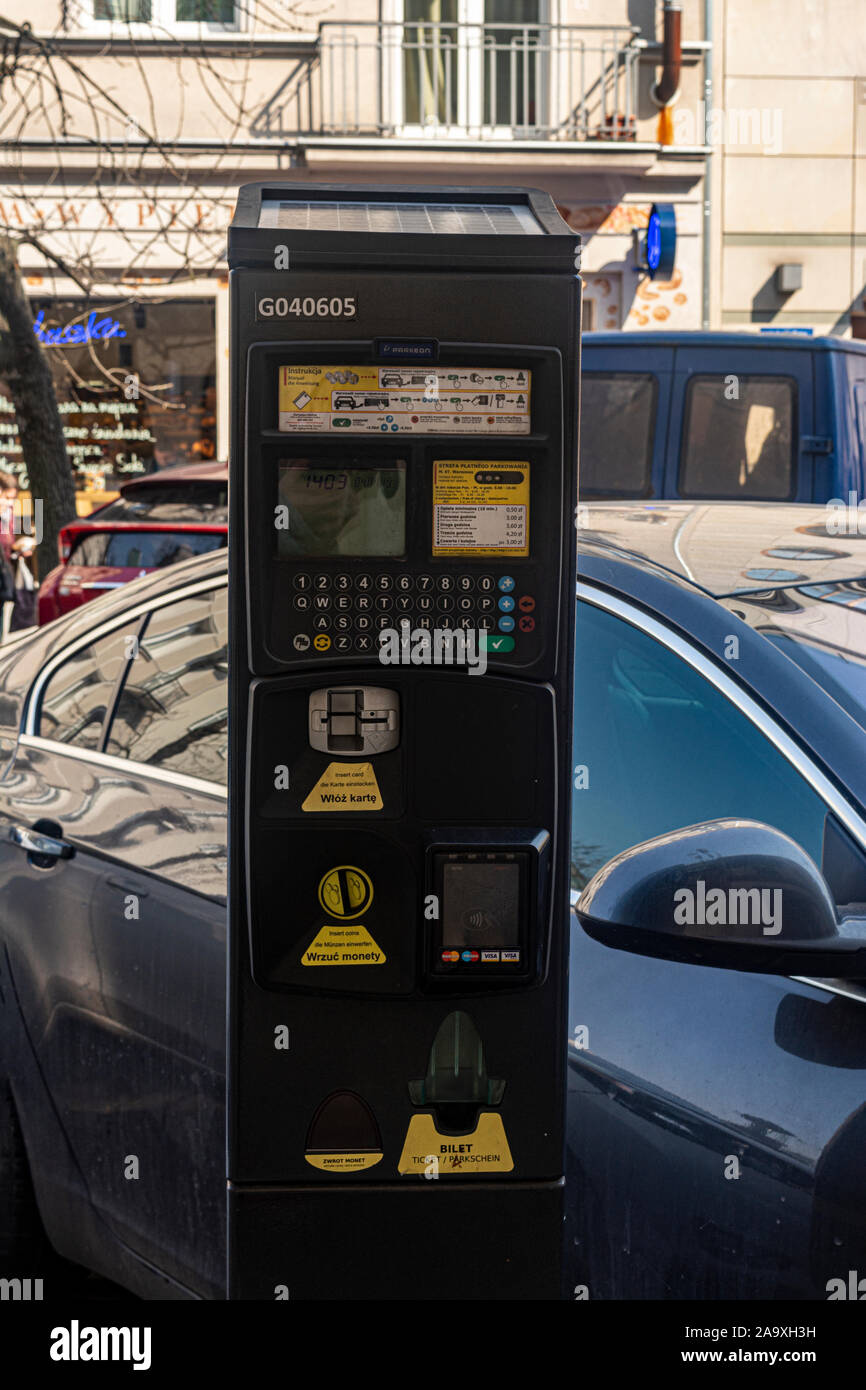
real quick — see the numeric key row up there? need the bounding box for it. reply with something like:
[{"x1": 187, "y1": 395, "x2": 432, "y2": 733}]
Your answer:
[{"x1": 293, "y1": 571, "x2": 499, "y2": 594}]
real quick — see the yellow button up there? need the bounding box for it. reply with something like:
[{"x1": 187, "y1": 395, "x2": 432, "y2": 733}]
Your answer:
[
  {"x1": 318, "y1": 866, "x2": 374, "y2": 919},
  {"x1": 314, "y1": 634, "x2": 331, "y2": 651}
]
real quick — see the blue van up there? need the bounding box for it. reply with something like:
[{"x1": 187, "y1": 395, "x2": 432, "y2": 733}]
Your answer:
[{"x1": 580, "y1": 331, "x2": 866, "y2": 503}]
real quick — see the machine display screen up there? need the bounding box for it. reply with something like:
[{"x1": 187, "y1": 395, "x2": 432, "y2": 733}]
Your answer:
[
  {"x1": 276, "y1": 461, "x2": 406, "y2": 557},
  {"x1": 441, "y1": 862, "x2": 521, "y2": 948}
]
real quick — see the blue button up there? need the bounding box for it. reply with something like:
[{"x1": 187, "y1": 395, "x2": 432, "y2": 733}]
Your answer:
[
  {"x1": 498, "y1": 595, "x2": 515, "y2": 612},
  {"x1": 498, "y1": 575, "x2": 515, "y2": 592},
  {"x1": 498, "y1": 615, "x2": 515, "y2": 632}
]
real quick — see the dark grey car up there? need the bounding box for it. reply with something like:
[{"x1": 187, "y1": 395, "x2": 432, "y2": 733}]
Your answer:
[
  {"x1": 2, "y1": 504, "x2": 866, "y2": 1299},
  {"x1": 0, "y1": 554, "x2": 226, "y2": 1299}
]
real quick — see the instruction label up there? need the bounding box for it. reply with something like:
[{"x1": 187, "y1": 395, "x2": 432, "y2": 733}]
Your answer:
[
  {"x1": 397, "y1": 1113, "x2": 514, "y2": 1174},
  {"x1": 301, "y1": 923, "x2": 386, "y2": 966},
  {"x1": 305, "y1": 1151, "x2": 383, "y2": 1173},
  {"x1": 432, "y1": 460, "x2": 530, "y2": 557},
  {"x1": 302, "y1": 762, "x2": 383, "y2": 812},
  {"x1": 278, "y1": 365, "x2": 531, "y2": 435}
]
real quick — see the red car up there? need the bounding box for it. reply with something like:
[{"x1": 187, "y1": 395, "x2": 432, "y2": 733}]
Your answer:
[{"x1": 38, "y1": 461, "x2": 228, "y2": 625}]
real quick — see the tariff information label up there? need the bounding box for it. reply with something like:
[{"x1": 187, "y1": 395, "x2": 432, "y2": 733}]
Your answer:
[
  {"x1": 278, "y1": 365, "x2": 531, "y2": 434},
  {"x1": 432, "y1": 460, "x2": 530, "y2": 557}
]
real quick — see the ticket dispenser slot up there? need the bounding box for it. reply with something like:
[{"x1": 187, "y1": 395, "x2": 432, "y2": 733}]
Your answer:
[{"x1": 228, "y1": 182, "x2": 580, "y2": 1301}]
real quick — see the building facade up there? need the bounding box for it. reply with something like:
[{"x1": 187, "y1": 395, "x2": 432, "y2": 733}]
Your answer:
[{"x1": 1, "y1": 0, "x2": 864, "y2": 505}]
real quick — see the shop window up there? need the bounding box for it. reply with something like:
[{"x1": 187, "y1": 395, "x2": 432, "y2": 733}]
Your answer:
[{"x1": 0, "y1": 298, "x2": 217, "y2": 511}]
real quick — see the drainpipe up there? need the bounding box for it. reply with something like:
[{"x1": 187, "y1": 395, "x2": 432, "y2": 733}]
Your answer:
[
  {"x1": 651, "y1": 2, "x2": 682, "y2": 107},
  {"x1": 650, "y1": 2, "x2": 682, "y2": 147},
  {"x1": 702, "y1": 0, "x2": 713, "y2": 329}
]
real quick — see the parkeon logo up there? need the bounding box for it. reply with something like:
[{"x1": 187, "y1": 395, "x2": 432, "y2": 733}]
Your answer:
[
  {"x1": 49, "y1": 1321, "x2": 152, "y2": 1371},
  {"x1": 674, "y1": 880, "x2": 782, "y2": 935}
]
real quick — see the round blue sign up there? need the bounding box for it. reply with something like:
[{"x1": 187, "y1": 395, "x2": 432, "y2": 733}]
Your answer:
[{"x1": 646, "y1": 203, "x2": 677, "y2": 280}]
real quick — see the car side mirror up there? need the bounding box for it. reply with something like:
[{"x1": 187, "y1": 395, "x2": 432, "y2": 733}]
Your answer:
[{"x1": 576, "y1": 819, "x2": 866, "y2": 976}]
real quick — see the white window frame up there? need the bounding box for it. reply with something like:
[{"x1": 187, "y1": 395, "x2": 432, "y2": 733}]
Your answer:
[
  {"x1": 71, "y1": 0, "x2": 243, "y2": 38},
  {"x1": 386, "y1": 0, "x2": 549, "y2": 140}
]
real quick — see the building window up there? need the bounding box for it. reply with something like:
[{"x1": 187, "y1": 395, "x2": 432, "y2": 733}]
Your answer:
[
  {"x1": 85, "y1": 0, "x2": 238, "y2": 29},
  {"x1": 399, "y1": 0, "x2": 547, "y2": 135},
  {"x1": 174, "y1": 0, "x2": 235, "y2": 19},
  {"x1": 93, "y1": 1, "x2": 152, "y2": 18},
  {"x1": 0, "y1": 298, "x2": 217, "y2": 512}
]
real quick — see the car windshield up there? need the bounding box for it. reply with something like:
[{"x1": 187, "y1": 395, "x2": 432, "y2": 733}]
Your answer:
[{"x1": 69, "y1": 529, "x2": 226, "y2": 569}]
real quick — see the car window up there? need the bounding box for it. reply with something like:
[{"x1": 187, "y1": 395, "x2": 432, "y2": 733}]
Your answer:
[
  {"x1": 38, "y1": 621, "x2": 142, "y2": 749},
  {"x1": 68, "y1": 532, "x2": 109, "y2": 567},
  {"x1": 580, "y1": 373, "x2": 656, "y2": 497},
  {"x1": 679, "y1": 374, "x2": 795, "y2": 499},
  {"x1": 70, "y1": 530, "x2": 225, "y2": 569},
  {"x1": 105, "y1": 587, "x2": 227, "y2": 784},
  {"x1": 572, "y1": 599, "x2": 831, "y2": 893},
  {"x1": 96, "y1": 484, "x2": 228, "y2": 525}
]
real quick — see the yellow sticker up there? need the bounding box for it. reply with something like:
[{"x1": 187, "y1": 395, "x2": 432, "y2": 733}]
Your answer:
[
  {"x1": 278, "y1": 366, "x2": 530, "y2": 435},
  {"x1": 302, "y1": 762, "x2": 383, "y2": 813},
  {"x1": 432, "y1": 460, "x2": 530, "y2": 557},
  {"x1": 397, "y1": 1112, "x2": 513, "y2": 1174},
  {"x1": 317, "y1": 865, "x2": 373, "y2": 918},
  {"x1": 301, "y1": 922, "x2": 386, "y2": 967},
  {"x1": 305, "y1": 1151, "x2": 383, "y2": 1172}
]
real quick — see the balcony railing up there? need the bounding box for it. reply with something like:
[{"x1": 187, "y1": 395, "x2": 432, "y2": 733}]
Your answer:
[{"x1": 253, "y1": 21, "x2": 641, "y2": 143}]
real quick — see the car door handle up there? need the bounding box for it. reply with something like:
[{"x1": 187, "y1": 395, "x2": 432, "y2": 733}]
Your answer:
[{"x1": 9, "y1": 824, "x2": 74, "y2": 860}]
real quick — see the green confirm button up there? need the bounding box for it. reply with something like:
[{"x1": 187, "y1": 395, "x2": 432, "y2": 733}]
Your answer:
[{"x1": 482, "y1": 634, "x2": 515, "y2": 654}]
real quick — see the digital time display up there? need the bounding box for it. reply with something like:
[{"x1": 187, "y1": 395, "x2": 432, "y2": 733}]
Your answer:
[{"x1": 276, "y1": 460, "x2": 406, "y2": 557}]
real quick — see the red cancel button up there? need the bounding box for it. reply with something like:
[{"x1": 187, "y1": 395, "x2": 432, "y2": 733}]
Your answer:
[{"x1": 518, "y1": 595, "x2": 535, "y2": 612}]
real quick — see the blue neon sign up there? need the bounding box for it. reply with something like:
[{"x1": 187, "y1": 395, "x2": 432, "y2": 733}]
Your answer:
[{"x1": 33, "y1": 309, "x2": 127, "y2": 347}]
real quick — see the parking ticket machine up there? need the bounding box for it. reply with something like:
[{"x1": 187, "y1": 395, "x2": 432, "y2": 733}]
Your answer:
[{"x1": 227, "y1": 184, "x2": 581, "y2": 1300}]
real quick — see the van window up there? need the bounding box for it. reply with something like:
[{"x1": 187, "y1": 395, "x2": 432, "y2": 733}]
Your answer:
[
  {"x1": 854, "y1": 383, "x2": 866, "y2": 472},
  {"x1": 680, "y1": 375, "x2": 795, "y2": 499},
  {"x1": 580, "y1": 374, "x2": 656, "y2": 497}
]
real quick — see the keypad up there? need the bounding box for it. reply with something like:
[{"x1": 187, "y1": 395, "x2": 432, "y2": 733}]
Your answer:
[{"x1": 290, "y1": 571, "x2": 536, "y2": 655}]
